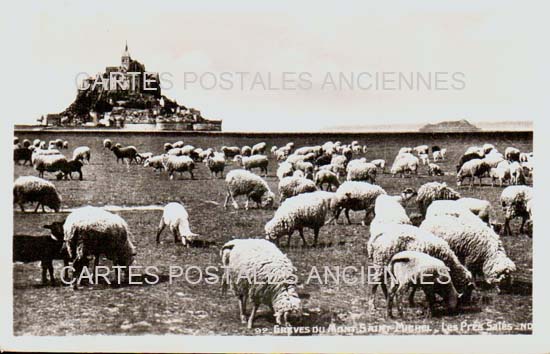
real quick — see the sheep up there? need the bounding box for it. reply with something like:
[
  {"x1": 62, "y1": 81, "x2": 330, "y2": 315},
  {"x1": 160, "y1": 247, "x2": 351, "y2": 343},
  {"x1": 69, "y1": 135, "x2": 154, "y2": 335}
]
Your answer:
[
  {"x1": 276, "y1": 161, "x2": 294, "y2": 180},
  {"x1": 509, "y1": 161, "x2": 526, "y2": 185},
  {"x1": 427, "y1": 163, "x2": 443, "y2": 176},
  {"x1": 205, "y1": 153, "x2": 225, "y2": 178},
  {"x1": 519, "y1": 152, "x2": 533, "y2": 163},
  {"x1": 143, "y1": 154, "x2": 168, "y2": 172},
  {"x1": 483, "y1": 152, "x2": 505, "y2": 168},
  {"x1": 270, "y1": 145, "x2": 278, "y2": 154},
  {"x1": 72, "y1": 146, "x2": 91, "y2": 163},
  {"x1": 13, "y1": 221, "x2": 69, "y2": 285},
  {"x1": 33, "y1": 139, "x2": 41, "y2": 148},
  {"x1": 367, "y1": 224, "x2": 474, "y2": 309},
  {"x1": 390, "y1": 153, "x2": 419, "y2": 178},
  {"x1": 386, "y1": 251, "x2": 459, "y2": 318},
  {"x1": 234, "y1": 155, "x2": 269, "y2": 176},
  {"x1": 240, "y1": 145, "x2": 252, "y2": 157},
  {"x1": 167, "y1": 147, "x2": 184, "y2": 156},
  {"x1": 39, "y1": 141, "x2": 47, "y2": 149},
  {"x1": 164, "y1": 142, "x2": 174, "y2": 152},
  {"x1": 456, "y1": 152, "x2": 483, "y2": 172},
  {"x1": 504, "y1": 147, "x2": 520, "y2": 162},
  {"x1": 483, "y1": 143, "x2": 496, "y2": 154},
  {"x1": 62, "y1": 141, "x2": 69, "y2": 149},
  {"x1": 14, "y1": 147, "x2": 32, "y2": 165},
  {"x1": 521, "y1": 161, "x2": 533, "y2": 178},
  {"x1": 220, "y1": 239, "x2": 301, "y2": 328},
  {"x1": 456, "y1": 159, "x2": 491, "y2": 187},
  {"x1": 63, "y1": 206, "x2": 137, "y2": 289},
  {"x1": 413, "y1": 145, "x2": 429, "y2": 155},
  {"x1": 418, "y1": 153, "x2": 430, "y2": 165},
  {"x1": 135, "y1": 152, "x2": 153, "y2": 164},
  {"x1": 319, "y1": 163, "x2": 346, "y2": 178},
  {"x1": 369, "y1": 192, "x2": 415, "y2": 241},
  {"x1": 278, "y1": 172, "x2": 318, "y2": 202},
  {"x1": 33, "y1": 154, "x2": 72, "y2": 179},
  {"x1": 294, "y1": 161, "x2": 314, "y2": 179},
  {"x1": 221, "y1": 146, "x2": 241, "y2": 159},
  {"x1": 295, "y1": 145, "x2": 322, "y2": 157},
  {"x1": 287, "y1": 152, "x2": 316, "y2": 165},
  {"x1": 398, "y1": 147, "x2": 412, "y2": 154},
  {"x1": 314, "y1": 154, "x2": 332, "y2": 167},
  {"x1": 65, "y1": 159, "x2": 84, "y2": 180},
  {"x1": 416, "y1": 182, "x2": 461, "y2": 217},
  {"x1": 330, "y1": 181, "x2": 386, "y2": 225},
  {"x1": 455, "y1": 198, "x2": 493, "y2": 224},
  {"x1": 103, "y1": 139, "x2": 112, "y2": 149},
  {"x1": 265, "y1": 191, "x2": 332, "y2": 247},
  {"x1": 111, "y1": 145, "x2": 139, "y2": 164},
  {"x1": 370, "y1": 159, "x2": 386, "y2": 172},
  {"x1": 501, "y1": 185, "x2": 533, "y2": 236},
  {"x1": 224, "y1": 169, "x2": 275, "y2": 210},
  {"x1": 156, "y1": 202, "x2": 199, "y2": 246},
  {"x1": 314, "y1": 169, "x2": 340, "y2": 191},
  {"x1": 489, "y1": 162, "x2": 511, "y2": 187},
  {"x1": 14, "y1": 176, "x2": 61, "y2": 213},
  {"x1": 346, "y1": 161, "x2": 377, "y2": 184},
  {"x1": 251, "y1": 142, "x2": 267, "y2": 155},
  {"x1": 432, "y1": 150, "x2": 444, "y2": 162},
  {"x1": 172, "y1": 141, "x2": 185, "y2": 148},
  {"x1": 432, "y1": 145, "x2": 441, "y2": 153},
  {"x1": 164, "y1": 155, "x2": 195, "y2": 180},
  {"x1": 464, "y1": 146, "x2": 485, "y2": 157},
  {"x1": 420, "y1": 215, "x2": 516, "y2": 289}
]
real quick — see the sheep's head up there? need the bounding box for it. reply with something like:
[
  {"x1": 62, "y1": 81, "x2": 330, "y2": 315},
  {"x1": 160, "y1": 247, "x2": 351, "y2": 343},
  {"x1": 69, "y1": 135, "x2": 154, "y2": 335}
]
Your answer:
[
  {"x1": 261, "y1": 191, "x2": 275, "y2": 209},
  {"x1": 273, "y1": 285, "x2": 302, "y2": 327},
  {"x1": 440, "y1": 184, "x2": 461, "y2": 200},
  {"x1": 484, "y1": 255, "x2": 516, "y2": 289},
  {"x1": 400, "y1": 188, "x2": 417, "y2": 203},
  {"x1": 43, "y1": 220, "x2": 65, "y2": 241},
  {"x1": 265, "y1": 218, "x2": 288, "y2": 241}
]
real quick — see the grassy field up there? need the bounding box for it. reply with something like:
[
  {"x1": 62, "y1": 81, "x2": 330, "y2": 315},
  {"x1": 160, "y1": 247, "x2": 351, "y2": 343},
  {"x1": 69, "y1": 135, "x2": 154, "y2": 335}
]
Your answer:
[{"x1": 13, "y1": 131, "x2": 533, "y2": 335}]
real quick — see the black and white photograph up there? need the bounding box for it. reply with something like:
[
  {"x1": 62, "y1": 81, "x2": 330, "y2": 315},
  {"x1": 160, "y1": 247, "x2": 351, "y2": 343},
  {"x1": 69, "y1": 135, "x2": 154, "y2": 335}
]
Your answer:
[{"x1": 2, "y1": 1, "x2": 548, "y2": 352}]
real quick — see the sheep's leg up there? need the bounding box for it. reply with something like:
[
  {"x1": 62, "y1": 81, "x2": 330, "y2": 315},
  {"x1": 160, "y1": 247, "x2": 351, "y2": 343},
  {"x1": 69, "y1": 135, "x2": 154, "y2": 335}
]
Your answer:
[
  {"x1": 313, "y1": 227, "x2": 320, "y2": 246},
  {"x1": 47, "y1": 260, "x2": 56, "y2": 285},
  {"x1": 408, "y1": 287, "x2": 417, "y2": 307},
  {"x1": 503, "y1": 218, "x2": 511, "y2": 236},
  {"x1": 155, "y1": 219, "x2": 166, "y2": 244},
  {"x1": 19, "y1": 203, "x2": 25, "y2": 212},
  {"x1": 238, "y1": 295, "x2": 247, "y2": 324},
  {"x1": 520, "y1": 216, "x2": 527, "y2": 234},
  {"x1": 245, "y1": 197, "x2": 250, "y2": 210},
  {"x1": 42, "y1": 204, "x2": 46, "y2": 213},
  {"x1": 345, "y1": 209, "x2": 352, "y2": 225},
  {"x1": 298, "y1": 228, "x2": 308, "y2": 247},
  {"x1": 247, "y1": 302, "x2": 260, "y2": 329},
  {"x1": 423, "y1": 287, "x2": 436, "y2": 318},
  {"x1": 34, "y1": 202, "x2": 41, "y2": 213},
  {"x1": 189, "y1": 170, "x2": 194, "y2": 180},
  {"x1": 41, "y1": 261, "x2": 48, "y2": 285}
]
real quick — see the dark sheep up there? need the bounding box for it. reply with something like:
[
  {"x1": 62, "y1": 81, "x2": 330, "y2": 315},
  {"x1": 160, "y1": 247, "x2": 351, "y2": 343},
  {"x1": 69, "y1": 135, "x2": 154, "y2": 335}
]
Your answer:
[
  {"x1": 111, "y1": 145, "x2": 139, "y2": 164},
  {"x1": 314, "y1": 154, "x2": 332, "y2": 167},
  {"x1": 456, "y1": 153, "x2": 481, "y2": 172},
  {"x1": 431, "y1": 145, "x2": 441, "y2": 153},
  {"x1": 14, "y1": 148, "x2": 32, "y2": 165},
  {"x1": 13, "y1": 221, "x2": 69, "y2": 285},
  {"x1": 66, "y1": 159, "x2": 84, "y2": 180}
]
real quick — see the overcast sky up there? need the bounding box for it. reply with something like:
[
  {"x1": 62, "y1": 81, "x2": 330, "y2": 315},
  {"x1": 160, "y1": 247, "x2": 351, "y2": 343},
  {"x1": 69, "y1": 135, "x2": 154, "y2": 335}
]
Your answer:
[{"x1": 3, "y1": 1, "x2": 547, "y2": 131}]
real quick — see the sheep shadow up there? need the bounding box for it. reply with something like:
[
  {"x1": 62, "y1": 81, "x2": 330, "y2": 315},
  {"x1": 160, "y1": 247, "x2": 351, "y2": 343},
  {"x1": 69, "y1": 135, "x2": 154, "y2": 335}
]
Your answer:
[{"x1": 499, "y1": 279, "x2": 532, "y2": 296}]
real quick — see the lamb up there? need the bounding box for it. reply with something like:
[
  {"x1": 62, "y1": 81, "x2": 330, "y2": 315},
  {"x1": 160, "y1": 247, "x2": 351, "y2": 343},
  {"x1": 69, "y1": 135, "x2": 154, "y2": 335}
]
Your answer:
[
  {"x1": 346, "y1": 161, "x2": 377, "y2": 184},
  {"x1": 14, "y1": 147, "x2": 32, "y2": 165},
  {"x1": 386, "y1": 251, "x2": 459, "y2": 318},
  {"x1": 330, "y1": 181, "x2": 386, "y2": 225},
  {"x1": 504, "y1": 147, "x2": 521, "y2": 162},
  {"x1": 221, "y1": 146, "x2": 241, "y2": 159},
  {"x1": 278, "y1": 172, "x2": 318, "y2": 202},
  {"x1": 367, "y1": 224, "x2": 474, "y2": 309},
  {"x1": 72, "y1": 146, "x2": 91, "y2": 163},
  {"x1": 276, "y1": 161, "x2": 294, "y2": 180},
  {"x1": 111, "y1": 145, "x2": 139, "y2": 164},
  {"x1": 265, "y1": 191, "x2": 332, "y2": 247},
  {"x1": 456, "y1": 159, "x2": 491, "y2": 187},
  {"x1": 420, "y1": 215, "x2": 516, "y2": 288},
  {"x1": 500, "y1": 185, "x2": 533, "y2": 236},
  {"x1": 143, "y1": 154, "x2": 168, "y2": 172},
  {"x1": 13, "y1": 221, "x2": 69, "y2": 285},
  {"x1": 251, "y1": 142, "x2": 267, "y2": 155},
  {"x1": 509, "y1": 161, "x2": 526, "y2": 185},
  {"x1": 220, "y1": 239, "x2": 301, "y2": 328},
  {"x1": 164, "y1": 155, "x2": 195, "y2": 180},
  {"x1": 63, "y1": 206, "x2": 137, "y2": 289},
  {"x1": 390, "y1": 153, "x2": 419, "y2": 178},
  {"x1": 234, "y1": 155, "x2": 269, "y2": 176},
  {"x1": 427, "y1": 163, "x2": 443, "y2": 176},
  {"x1": 103, "y1": 139, "x2": 112, "y2": 149},
  {"x1": 205, "y1": 153, "x2": 226, "y2": 178},
  {"x1": 224, "y1": 169, "x2": 275, "y2": 210},
  {"x1": 416, "y1": 182, "x2": 461, "y2": 217},
  {"x1": 14, "y1": 176, "x2": 61, "y2": 213},
  {"x1": 156, "y1": 202, "x2": 199, "y2": 246},
  {"x1": 370, "y1": 159, "x2": 386, "y2": 172},
  {"x1": 314, "y1": 169, "x2": 340, "y2": 191},
  {"x1": 413, "y1": 145, "x2": 429, "y2": 155}
]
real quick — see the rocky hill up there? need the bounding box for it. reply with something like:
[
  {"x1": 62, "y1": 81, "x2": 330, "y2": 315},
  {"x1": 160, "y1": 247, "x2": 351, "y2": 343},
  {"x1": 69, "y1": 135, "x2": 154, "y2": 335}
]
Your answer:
[{"x1": 419, "y1": 119, "x2": 481, "y2": 132}]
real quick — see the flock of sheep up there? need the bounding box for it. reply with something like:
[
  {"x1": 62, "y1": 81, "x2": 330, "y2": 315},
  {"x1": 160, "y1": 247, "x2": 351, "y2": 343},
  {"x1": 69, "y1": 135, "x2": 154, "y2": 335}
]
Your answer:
[{"x1": 13, "y1": 135, "x2": 533, "y2": 329}]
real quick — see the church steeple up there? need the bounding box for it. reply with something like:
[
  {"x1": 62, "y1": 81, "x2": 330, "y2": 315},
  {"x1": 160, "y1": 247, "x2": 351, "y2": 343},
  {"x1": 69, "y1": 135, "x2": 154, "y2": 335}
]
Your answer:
[{"x1": 121, "y1": 41, "x2": 131, "y2": 70}]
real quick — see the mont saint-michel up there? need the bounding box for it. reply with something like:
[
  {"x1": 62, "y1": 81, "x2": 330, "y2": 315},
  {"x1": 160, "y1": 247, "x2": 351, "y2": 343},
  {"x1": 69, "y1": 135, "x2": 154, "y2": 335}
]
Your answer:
[{"x1": 35, "y1": 43, "x2": 222, "y2": 131}]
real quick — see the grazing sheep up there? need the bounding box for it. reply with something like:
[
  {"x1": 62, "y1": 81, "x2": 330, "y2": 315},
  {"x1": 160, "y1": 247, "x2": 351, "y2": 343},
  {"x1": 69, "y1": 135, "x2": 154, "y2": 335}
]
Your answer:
[
  {"x1": 14, "y1": 176, "x2": 61, "y2": 213},
  {"x1": 456, "y1": 152, "x2": 483, "y2": 172},
  {"x1": 386, "y1": 251, "x2": 459, "y2": 318},
  {"x1": 464, "y1": 146, "x2": 485, "y2": 157},
  {"x1": 287, "y1": 152, "x2": 316, "y2": 165},
  {"x1": 164, "y1": 143, "x2": 174, "y2": 152},
  {"x1": 420, "y1": 215, "x2": 516, "y2": 288},
  {"x1": 172, "y1": 141, "x2": 185, "y2": 148},
  {"x1": 111, "y1": 145, "x2": 139, "y2": 164},
  {"x1": 369, "y1": 192, "x2": 415, "y2": 241},
  {"x1": 164, "y1": 155, "x2": 195, "y2": 180},
  {"x1": 483, "y1": 143, "x2": 496, "y2": 154},
  {"x1": 33, "y1": 154, "x2": 72, "y2": 179},
  {"x1": 390, "y1": 153, "x2": 419, "y2": 178},
  {"x1": 489, "y1": 162, "x2": 511, "y2": 187},
  {"x1": 220, "y1": 239, "x2": 301, "y2": 328},
  {"x1": 143, "y1": 154, "x2": 168, "y2": 172},
  {"x1": 418, "y1": 153, "x2": 430, "y2": 165},
  {"x1": 14, "y1": 147, "x2": 32, "y2": 165},
  {"x1": 367, "y1": 224, "x2": 474, "y2": 309},
  {"x1": 278, "y1": 172, "x2": 318, "y2": 202},
  {"x1": 136, "y1": 152, "x2": 153, "y2": 164},
  {"x1": 156, "y1": 202, "x2": 199, "y2": 246},
  {"x1": 205, "y1": 153, "x2": 226, "y2": 178},
  {"x1": 240, "y1": 145, "x2": 252, "y2": 157},
  {"x1": 346, "y1": 161, "x2": 377, "y2": 184},
  {"x1": 295, "y1": 145, "x2": 322, "y2": 157},
  {"x1": 265, "y1": 191, "x2": 332, "y2": 247},
  {"x1": 224, "y1": 169, "x2": 275, "y2": 210},
  {"x1": 416, "y1": 182, "x2": 461, "y2": 217},
  {"x1": 103, "y1": 139, "x2": 112, "y2": 149},
  {"x1": 276, "y1": 161, "x2": 294, "y2": 180},
  {"x1": 251, "y1": 142, "x2": 267, "y2": 155},
  {"x1": 330, "y1": 181, "x2": 386, "y2": 225},
  {"x1": 501, "y1": 185, "x2": 533, "y2": 236},
  {"x1": 456, "y1": 159, "x2": 491, "y2": 187},
  {"x1": 414, "y1": 145, "x2": 429, "y2": 155},
  {"x1": 294, "y1": 160, "x2": 315, "y2": 179},
  {"x1": 72, "y1": 146, "x2": 91, "y2": 163},
  {"x1": 427, "y1": 163, "x2": 443, "y2": 176},
  {"x1": 504, "y1": 147, "x2": 521, "y2": 162},
  {"x1": 432, "y1": 150, "x2": 444, "y2": 162},
  {"x1": 13, "y1": 221, "x2": 69, "y2": 285},
  {"x1": 234, "y1": 155, "x2": 269, "y2": 176},
  {"x1": 221, "y1": 146, "x2": 241, "y2": 159},
  {"x1": 483, "y1": 151, "x2": 505, "y2": 168},
  {"x1": 455, "y1": 198, "x2": 493, "y2": 224},
  {"x1": 314, "y1": 169, "x2": 340, "y2": 191},
  {"x1": 371, "y1": 159, "x2": 386, "y2": 172},
  {"x1": 509, "y1": 161, "x2": 526, "y2": 185},
  {"x1": 63, "y1": 206, "x2": 137, "y2": 289},
  {"x1": 65, "y1": 159, "x2": 84, "y2": 180}
]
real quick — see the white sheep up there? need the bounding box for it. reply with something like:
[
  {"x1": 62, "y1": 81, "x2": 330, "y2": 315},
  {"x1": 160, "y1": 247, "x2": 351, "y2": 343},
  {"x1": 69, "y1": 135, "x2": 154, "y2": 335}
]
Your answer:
[
  {"x1": 390, "y1": 153, "x2": 419, "y2": 178},
  {"x1": 370, "y1": 159, "x2": 386, "y2": 172},
  {"x1": 251, "y1": 142, "x2": 267, "y2": 155},
  {"x1": 420, "y1": 215, "x2": 516, "y2": 288},
  {"x1": 500, "y1": 185, "x2": 533, "y2": 236},
  {"x1": 205, "y1": 153, "x2": 226, "y2": 178},
  {"x1": 220, "y1": 239, "x2": 301, "y2": 328},
  {"x1": 386, "y1": 250, "x2": 459, "y2": 318},
  {"x1": 456, "y1": 159, "x2": 491, "y2": 187},
  {"x1": 294, "y1": 145, "x2": 322, "y2": 156},
  {"x1": 63, "y1": 206, "x2": 136, "y2": 289},
  {"x1": 427, "y1": 163, "x2": 443, "y2": 176},
  {"x1": 224, "y1": 169, "x2": 275, "y2": 210},
  {"x1": 483, "y1": 151, "x2": 505, "y2": 168},
  {"x1": 164, "y1": 155, "x2": 195, "y2": 180},
  {"x1": 464, "y1": 146, "x2": 485, "y2": 157},
  {"x1": 265, "y1": 191, "x2": 332, "y2": 247},
  {"x1": 156, "y1": 202, "x2": 199, "y2": 246},
  {"x1": 504, "y1": 147, "x2": 520, "y2": 161},
  {"x1": 234, "y1": 155, "x2": 269, "y2": 176},
  {"x1": 143, "y1": 154, "x2": 168, "y2": 172},
  {"x1": 509, "y1": 161, "x2": 526, "y2": 185},
  {"x1": 72, "y1": 146, "x2": 91, "y2": 163},
  {"x1": 489, "y1": 162, "x2": 511, "y2": 187},
  {"x1": 172, "y1": 141, "x2": 185, "y2": 148},
  {"x1": 483, "y1": 143, "x2": 496, "y2": 154},
  {"x1": 314, "y1": 169, "x2": 340, "y2": 191},
  {"x1": 330, "y1": 181, "x2": 386, "y2": 225},
  {"x1": 240, "y1": 145, "x2": 252, "y2": 156},
  {"x1": 369, "y1": 193, "x2": 414, "y2": 242},
  {"x1": 414, "y1": 145, "x2": 429, "y2": 155},
  {"x1": 455, "y1": 198, "x2": 493, "y2": 224},
  {"x1": 418, "y1": 153, "x2": 430, "y2": 165},
  {"x1": 425, "y1": 199, "x2": 491, "y2": 227},
  {"x1": 278, "y1": 172, "x2": 317, "y2": 202},
  {"x1": 346, "y1": 161, "x2": 377, "y2": 184},
  {"x1": 432, "y1": 150, "x2": 444, "y2": 161},
  {"x1": 13, "y1": 176, "x2": 62, "y2": 213},
  {"x1": 398, "y1": 147, "x2": 413, "y2": 155},
  {"x1": 519, "y1": 152, "x2": 533, "y2": 163},
  {"x1": 276, "y1": 161, "x2": 294, "y2": 180},
  {"x1": 294, "y1": 160, "x2": 314, "y2": 179},
  {"x1": 416, "y1": 182, "x2": 461, "y2": 217}
]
